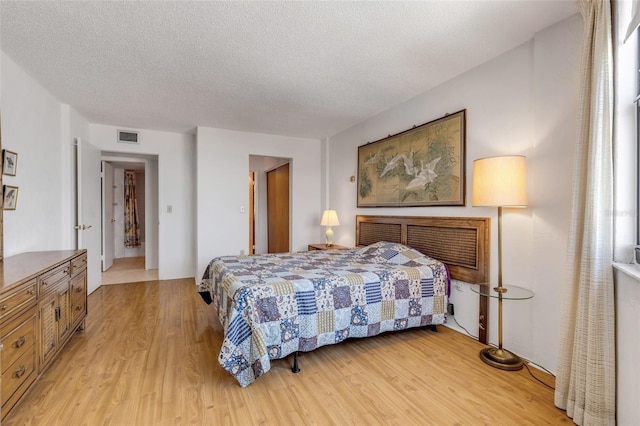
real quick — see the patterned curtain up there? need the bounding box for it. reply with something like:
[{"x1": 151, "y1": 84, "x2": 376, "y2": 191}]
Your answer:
[
  {"x1": 124, "y1": 171, "x2": 141, "y2": 247},
  {"x1": 554, "y1": 1, "x2": 615, "y2": 424}
]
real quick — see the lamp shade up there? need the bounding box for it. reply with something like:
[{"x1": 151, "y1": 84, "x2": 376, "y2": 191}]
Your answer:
[
  {"x1": 472, "y1": 156, "x2": 528, "y2": 207},
  {"x1": 320, "y1": 209, "x2": 340, "y2": 227}
]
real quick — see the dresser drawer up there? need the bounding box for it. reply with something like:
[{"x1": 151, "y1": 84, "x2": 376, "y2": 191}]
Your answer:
[
  {"x1": 71, "y1": 298, "x2": 86, "y2": 327},
  {"x1": 71, "y1": 253, "x2": 87, "y2": 277},
  {"x1": 0, "y1": 280, "x2": 37, "y2": 322},
  {"x1": 1, "y1": 308, "x2": 36, "y2": 375},
  {"x1": 38, "y1": 262, "x2": 70, "y2": 296},
  {"x1": 70, "y1": 273, "x2": 87, "y2": 327},
  {"x1": 70, "y1": 272, "x2": 86, "y2": 298},
  {"x1": 1, "y1": 347, "x2": 36, "y2": 407}
]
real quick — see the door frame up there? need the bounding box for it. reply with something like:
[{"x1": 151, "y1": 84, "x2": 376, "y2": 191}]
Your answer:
[
  {"x1": 100, "y1": 154, "x2": 159, "y2": 271},
  {"x1": 248, "y1": 156, "x2": 291, "y2": 254}
]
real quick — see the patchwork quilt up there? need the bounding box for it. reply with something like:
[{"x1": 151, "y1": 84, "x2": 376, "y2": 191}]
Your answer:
[{"x1": 198, "y1": 241, "x2": 448, "y2": 387}]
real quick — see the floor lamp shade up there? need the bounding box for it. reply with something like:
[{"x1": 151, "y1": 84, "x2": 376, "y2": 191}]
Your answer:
[
  {"x1": 320, "y1": 209, "x2": 340, "y2": 246},
  {"x1": 472, "y1": 156, "x2": 528, "y2": 208}
]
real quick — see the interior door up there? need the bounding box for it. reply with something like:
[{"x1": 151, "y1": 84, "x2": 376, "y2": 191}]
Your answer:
[
  {"x1": 267, "y1": 163, "x2": 290, "y2": 253},
  {"x1": 102, "y1": 161, "x2": 115, "y2": 271},
  {"x1": 75, "y1": 138, "x2": 102, "y2": 294}
]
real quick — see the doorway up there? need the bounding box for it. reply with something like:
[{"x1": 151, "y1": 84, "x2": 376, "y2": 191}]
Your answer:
[
  {"x1": 100, "y1": 153, "x2": 159, "y2": 285},
  {"x1": 249, "y1": 155, "x2": 291, "y2": 254}
]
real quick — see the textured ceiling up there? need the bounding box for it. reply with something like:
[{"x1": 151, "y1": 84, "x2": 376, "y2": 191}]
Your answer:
[{"x1": 0, "y1": 1, "x2": 577, "y2": 139}]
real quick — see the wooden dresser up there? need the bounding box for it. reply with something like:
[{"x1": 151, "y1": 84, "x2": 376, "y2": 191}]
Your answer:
[{"x1": 0, "y1": 250, "x2": 88, "y2": 420}]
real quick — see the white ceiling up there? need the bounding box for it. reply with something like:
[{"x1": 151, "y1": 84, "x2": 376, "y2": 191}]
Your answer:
[{"x1": 0, "y1": 1, "x2": 577, "y2": 139}]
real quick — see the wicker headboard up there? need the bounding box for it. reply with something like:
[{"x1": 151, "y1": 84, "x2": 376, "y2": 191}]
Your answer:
[
  {"x1": 356, "y1": 215, "x2": 490, "y2": 283},
  {"x1": 355, "y1": 215, "x2": 490, "y2": 343}
]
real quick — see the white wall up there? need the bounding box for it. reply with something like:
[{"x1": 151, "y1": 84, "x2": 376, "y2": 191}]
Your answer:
[
  {"x1": 2, "y1": 51, "x2": 104, "y2": 293},
  {"x1": 1, "y1": 52, "x2": 66, "y2": 256},
  {"x1": 91, "y1": 125, "x2": 196, "y2": 280},
  {"x1": 196, "y1": 127, "x2": 322, "y2": 277},
  {"x1": 529, "y1": 13, "x2": 582, "y2": 375},
  {"x1": 327, "y1": 14, "x2": 582, "y2": 374}
]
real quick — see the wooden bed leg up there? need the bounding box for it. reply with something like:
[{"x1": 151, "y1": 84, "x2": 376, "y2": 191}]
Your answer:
[
  {"x1": 431, "y1": 325, "x2": 438, "y2": 332},
  {"x1": 291, "y1": 352, "x2": 300, "y2": 374}
]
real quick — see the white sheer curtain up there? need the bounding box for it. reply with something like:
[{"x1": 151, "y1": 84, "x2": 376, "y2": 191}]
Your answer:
[
  {"x1": 554, "y1": 1, "x2": 615, "y2": 425},
  {"x1": 124, "y1": 170, "x2": 141, "y2": 247}
]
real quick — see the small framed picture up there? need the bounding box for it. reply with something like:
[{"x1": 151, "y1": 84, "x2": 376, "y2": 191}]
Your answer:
[
  {"x1": 2, "y1": 150, "x2": 17, "y2": 176},
  {"x1": 3, "y1": 185, "x2": 18, "y2": 210}
]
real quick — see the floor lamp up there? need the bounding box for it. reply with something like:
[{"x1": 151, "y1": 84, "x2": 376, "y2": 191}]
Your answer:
[{"x1": 472, "y1": 155, "x2": 528, "y2": 370}]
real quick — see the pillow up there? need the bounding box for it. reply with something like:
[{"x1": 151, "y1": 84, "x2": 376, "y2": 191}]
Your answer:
[{"x1": 353, "y1": 241, "x2": 424, "y2": 264}]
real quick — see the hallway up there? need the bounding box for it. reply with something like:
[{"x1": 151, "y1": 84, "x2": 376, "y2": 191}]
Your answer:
[{"x1": 101, "y1": 256, "x2": 158, "y2": 285}]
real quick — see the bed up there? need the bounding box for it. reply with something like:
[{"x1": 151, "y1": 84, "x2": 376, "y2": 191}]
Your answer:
[{"x1": 198, "y1": 215, "x2": 490, "y2": 387}]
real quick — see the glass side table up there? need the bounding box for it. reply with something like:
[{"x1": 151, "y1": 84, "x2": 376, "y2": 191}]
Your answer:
[{"x1": 470, "y1": 284, "x2": 534, "y2": 371}]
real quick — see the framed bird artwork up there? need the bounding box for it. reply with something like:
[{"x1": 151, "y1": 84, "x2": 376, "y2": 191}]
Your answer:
[{"x1": 357, "y1": 110, "x2": 466, "y2": 207}]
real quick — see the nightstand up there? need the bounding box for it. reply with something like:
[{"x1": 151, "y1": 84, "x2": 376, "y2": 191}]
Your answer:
[{"x1": 308, "y1": 244, "x2": 350, "y2": 251}]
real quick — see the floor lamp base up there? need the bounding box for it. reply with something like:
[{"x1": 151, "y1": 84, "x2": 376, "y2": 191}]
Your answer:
[{"x1": 479, "y1": 347, "x2": 524, "y2": 371}]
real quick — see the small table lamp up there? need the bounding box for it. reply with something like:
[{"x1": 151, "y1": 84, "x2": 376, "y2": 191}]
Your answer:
[
  {"x1": 320, "y1": 209, "x2": 340, "y2": 247},
  {"x1": 472, "y1": 155, "x2": 528, "y2": 370}
]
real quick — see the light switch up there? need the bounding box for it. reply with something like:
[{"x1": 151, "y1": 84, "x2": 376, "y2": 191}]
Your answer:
[
  {"x1": 167, "y1": 205, "x2": 173, "y2": 213},
  {"x1": 240, "y1": 206, "x2": 245, "y2": 213}
]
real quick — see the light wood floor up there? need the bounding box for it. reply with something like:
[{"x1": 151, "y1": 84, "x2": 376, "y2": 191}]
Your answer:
[
  {"x1": 4, "y1": 279, "x2": 571, "y2": 425},
  {"x1": 101, "y1": 256, "x2": 158, "y2": 285}
]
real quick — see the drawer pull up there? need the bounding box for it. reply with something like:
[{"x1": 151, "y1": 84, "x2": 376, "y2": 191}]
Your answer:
[
  {"x1": 1, "y1": 305, "x2": 7, "y2": 311},
  {"x1": 13, "y1": 365, "x2": 26, "y2": 379},
  {"x1": 28, "y1": 289, "x2": 36, "y2": 295},
  {"x1": 14, "y1": 336, "x2": 26, "y2": 348},
  {"x1": 42, "y1": 281, "x2": 48, "y2": 287},
  {"x1": 75, "y1": 305, "x2": 84, "y2": 311},
  {"x1": 75, "y1": 287, "x2": 83, "y2": 293},
  {"x1": 64, "y1": 268, "x2": 70, "y2": 275}
]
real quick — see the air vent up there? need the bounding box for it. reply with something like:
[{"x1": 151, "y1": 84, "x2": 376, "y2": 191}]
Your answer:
[{"x1": 117, "y1": 130, "x2": 139, "y2": 144}]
